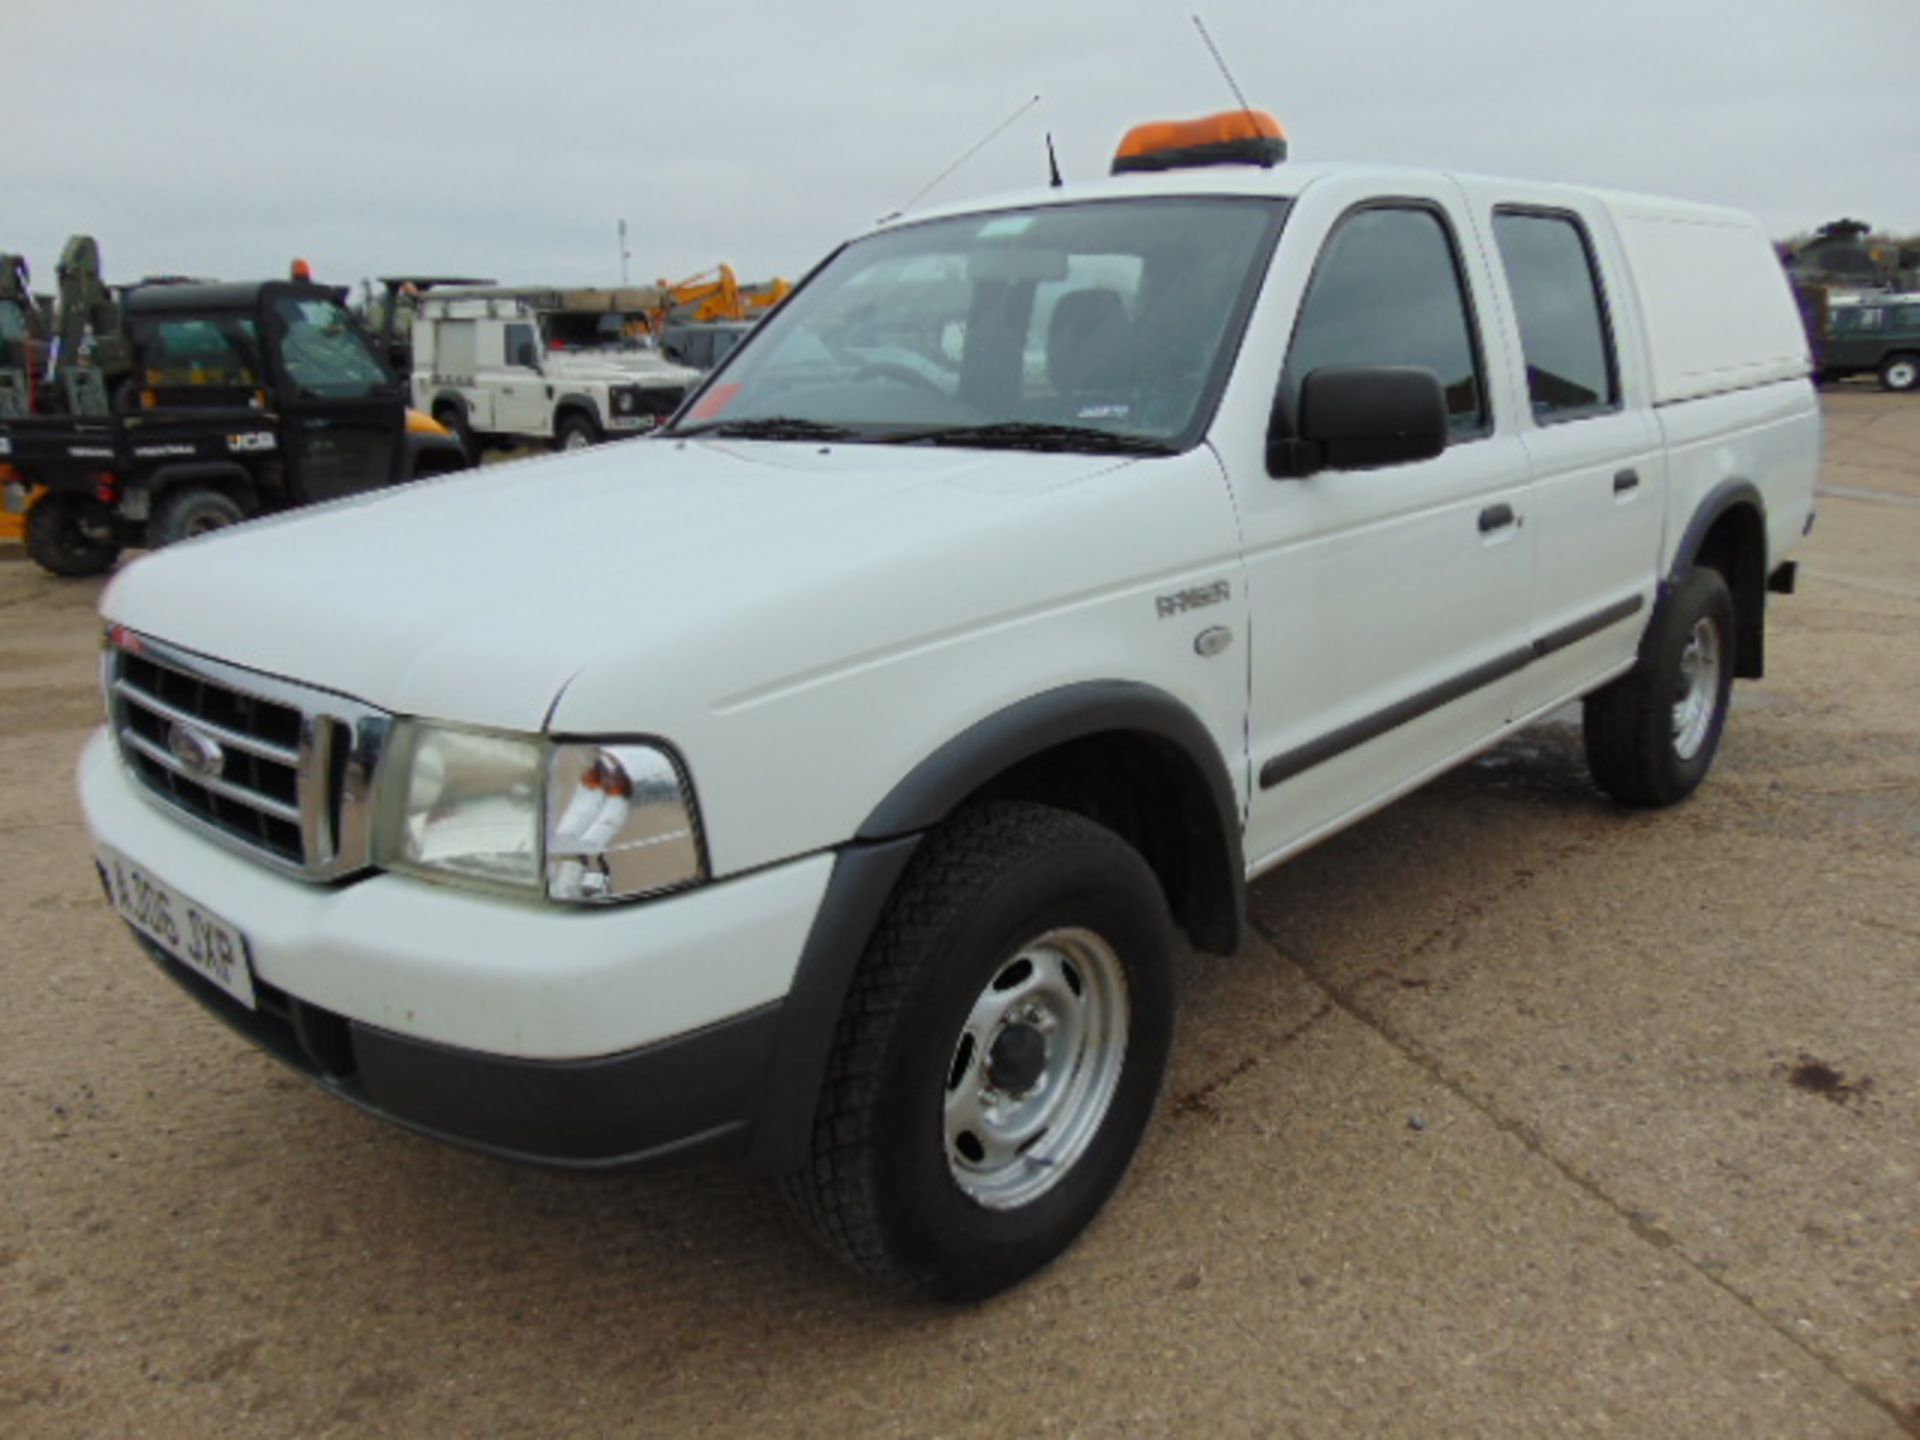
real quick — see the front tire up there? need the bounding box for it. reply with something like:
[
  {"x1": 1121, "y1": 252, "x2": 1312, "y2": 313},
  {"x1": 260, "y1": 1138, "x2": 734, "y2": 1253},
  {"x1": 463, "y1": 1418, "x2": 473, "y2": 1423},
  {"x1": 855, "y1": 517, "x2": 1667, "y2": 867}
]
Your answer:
[
  {"x1": 782, "y1": 802, "x2": 1177, "y2": 1301},
  {"x1": 555, "y1": 412, "x2": 602, "y2": 452},
  {"x1": 25, "y1": 492, "x2": 120, "y2": 577},
  {"x1": 1878, "y1": 353, "x2": 1919, "y2": 393},
  {"x1": 1584, "y1": 566, "x2": 1736, "y2": 806},
  {"x1": 149, "y1": 487, "x2": 245, "y2": 549},
  {"x1": 432, "y1": 402, "x2": 474, "y2": 459}
]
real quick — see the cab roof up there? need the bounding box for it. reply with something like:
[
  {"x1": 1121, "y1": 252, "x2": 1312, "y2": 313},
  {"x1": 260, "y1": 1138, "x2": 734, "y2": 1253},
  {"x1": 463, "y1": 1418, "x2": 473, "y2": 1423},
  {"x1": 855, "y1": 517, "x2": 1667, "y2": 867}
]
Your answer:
[
  {"x1": 122, "y1": 280, "x2": 348, "y2": 316},
  {"x1": 875, "y1": 160, "x2": 1754, "y2": 237}
]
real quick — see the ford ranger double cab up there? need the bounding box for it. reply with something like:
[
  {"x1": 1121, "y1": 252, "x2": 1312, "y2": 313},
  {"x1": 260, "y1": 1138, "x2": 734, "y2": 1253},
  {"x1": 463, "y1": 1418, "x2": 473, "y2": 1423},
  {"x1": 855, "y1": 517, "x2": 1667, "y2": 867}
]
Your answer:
[{"x1": 79, "y1": 111, "x2": 1817, "y2": 1301}]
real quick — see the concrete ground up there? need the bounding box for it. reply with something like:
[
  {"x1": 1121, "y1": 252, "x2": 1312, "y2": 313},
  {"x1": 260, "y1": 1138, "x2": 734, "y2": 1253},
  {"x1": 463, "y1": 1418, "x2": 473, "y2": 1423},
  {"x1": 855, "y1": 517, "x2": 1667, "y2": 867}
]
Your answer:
[{"x1": 1, "y1": 391, "x2": 1915, "y2": 1439}]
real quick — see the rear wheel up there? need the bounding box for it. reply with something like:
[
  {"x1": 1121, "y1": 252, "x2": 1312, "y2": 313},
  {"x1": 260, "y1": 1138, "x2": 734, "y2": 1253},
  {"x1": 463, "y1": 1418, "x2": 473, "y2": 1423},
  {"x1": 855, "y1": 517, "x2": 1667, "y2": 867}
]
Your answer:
[
  {"x1": 782, "y1": 802, "x2": 1177, "y2": 1301},
  {"x1": 25, "y1": 492, "x2": 120, "y2": 577},
  {"x1": 1878, "y1": 353, "x2": 1919, "y2": 393},
  {"x1": 432, "y1": 402, "x2": 474, "y2": 458},
  {"x1": 555, "y1": 412, "x2": 602, "y2": 452},
  {"x1": 1584, "y1": 566, "x2": 1736, "y2": 806},
  {"x1": 149, "y1": 487, "x2": 245, "y2": 549}
]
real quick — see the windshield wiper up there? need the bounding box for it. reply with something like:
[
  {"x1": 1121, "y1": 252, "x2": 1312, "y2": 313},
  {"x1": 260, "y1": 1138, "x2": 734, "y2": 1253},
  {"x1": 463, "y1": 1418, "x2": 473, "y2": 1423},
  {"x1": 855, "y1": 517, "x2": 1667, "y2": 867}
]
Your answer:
[
  {"x1": 671, "y1": 416, "x2": 865, "y2": 441},
  {"x1": 880, "y1": 422, "x2": 1177, "y2": 456}
]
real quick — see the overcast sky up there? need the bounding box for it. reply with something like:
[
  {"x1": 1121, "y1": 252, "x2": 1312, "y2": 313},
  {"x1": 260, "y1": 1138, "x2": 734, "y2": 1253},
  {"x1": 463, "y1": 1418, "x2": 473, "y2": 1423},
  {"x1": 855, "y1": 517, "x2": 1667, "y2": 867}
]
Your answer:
[{"x1": 15, "y1": 0, "x2": 1918, "y2": 297}]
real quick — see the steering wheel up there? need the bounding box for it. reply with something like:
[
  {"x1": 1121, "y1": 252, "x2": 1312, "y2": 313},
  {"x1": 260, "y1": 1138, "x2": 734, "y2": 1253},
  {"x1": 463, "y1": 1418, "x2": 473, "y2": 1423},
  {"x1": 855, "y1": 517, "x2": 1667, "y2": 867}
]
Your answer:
[{"x1": 852, "y1": 360, "x2": 947, "y2": 396}]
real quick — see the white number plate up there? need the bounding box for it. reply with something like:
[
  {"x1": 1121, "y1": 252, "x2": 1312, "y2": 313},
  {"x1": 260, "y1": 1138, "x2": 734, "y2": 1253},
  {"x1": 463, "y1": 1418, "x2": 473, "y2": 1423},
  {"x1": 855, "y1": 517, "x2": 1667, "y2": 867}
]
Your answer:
[{"x1": 98, "y1": 847, "x2": 257, "y2": 1010}]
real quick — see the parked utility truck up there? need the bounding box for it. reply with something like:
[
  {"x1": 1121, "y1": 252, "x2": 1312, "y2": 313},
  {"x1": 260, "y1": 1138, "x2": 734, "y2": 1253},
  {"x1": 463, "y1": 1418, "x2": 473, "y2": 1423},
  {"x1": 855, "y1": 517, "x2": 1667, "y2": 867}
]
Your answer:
[
  {"x1": 410, "y1": 287, "x2": 699, "y2": 452},
  {"x1": 3, "y1": 251, "x2": 470, "y2": 575},
  {"x1": 81, "y1": 111, "x2": 1817, "y2": 1300}
]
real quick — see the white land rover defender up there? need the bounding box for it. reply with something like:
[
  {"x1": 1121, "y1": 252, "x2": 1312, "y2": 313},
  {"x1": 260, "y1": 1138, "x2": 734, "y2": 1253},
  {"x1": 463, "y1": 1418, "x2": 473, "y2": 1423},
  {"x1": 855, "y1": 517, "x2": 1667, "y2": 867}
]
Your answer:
[
  {"x1": 410, "y1": 287, "x2": 698, "y2": 453},
  {"x1": 82, "y1": 111, "x2": 1817, "y2": 1301}
]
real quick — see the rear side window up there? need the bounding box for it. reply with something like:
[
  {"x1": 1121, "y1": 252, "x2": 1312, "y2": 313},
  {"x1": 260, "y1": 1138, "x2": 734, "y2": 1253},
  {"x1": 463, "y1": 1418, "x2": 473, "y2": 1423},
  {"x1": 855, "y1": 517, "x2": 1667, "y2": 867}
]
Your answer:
[
  {"x1": 1493, "y1": 211, "x2": 1618, "y2": 420},
  {"x1": 1283, "y1": 205, "x2": 1488, "y2": 439}
]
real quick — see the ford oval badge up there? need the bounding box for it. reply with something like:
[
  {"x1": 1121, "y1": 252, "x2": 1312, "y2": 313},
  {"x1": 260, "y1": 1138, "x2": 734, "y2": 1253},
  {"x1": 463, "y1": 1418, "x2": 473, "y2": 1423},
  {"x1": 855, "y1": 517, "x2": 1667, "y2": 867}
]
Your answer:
[{"x1": 167, "y1": 722, "x2": 225, "y2": 780}]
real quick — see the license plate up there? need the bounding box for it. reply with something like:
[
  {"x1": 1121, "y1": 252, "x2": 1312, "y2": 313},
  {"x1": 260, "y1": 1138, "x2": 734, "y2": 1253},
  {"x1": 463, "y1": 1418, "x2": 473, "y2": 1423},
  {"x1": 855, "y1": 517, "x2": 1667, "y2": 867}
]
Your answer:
[{"x1": 97, "y1": 847, "x2": 257, "y2": 1010}]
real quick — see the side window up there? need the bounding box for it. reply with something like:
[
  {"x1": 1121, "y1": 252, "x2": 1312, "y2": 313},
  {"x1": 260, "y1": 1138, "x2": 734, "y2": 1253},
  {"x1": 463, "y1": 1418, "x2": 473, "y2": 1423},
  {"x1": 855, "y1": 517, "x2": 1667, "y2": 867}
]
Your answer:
[
  {"x1": 1493, "y1": 211, "x2": 1619, "y2": 420},
  {"x1": 1283, "y1": 205, "x2": 1488, "y2": 439},
  {"x1": 505, "y1": 322, "x2": 538, "y2": 368}
]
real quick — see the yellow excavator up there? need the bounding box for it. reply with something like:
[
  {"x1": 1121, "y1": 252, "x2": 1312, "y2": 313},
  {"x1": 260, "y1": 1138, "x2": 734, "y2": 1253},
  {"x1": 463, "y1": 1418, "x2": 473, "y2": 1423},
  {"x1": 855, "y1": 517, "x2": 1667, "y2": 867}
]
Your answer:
[{"x1": 648, "y1": 264, "x2": 791, "y2": 330}]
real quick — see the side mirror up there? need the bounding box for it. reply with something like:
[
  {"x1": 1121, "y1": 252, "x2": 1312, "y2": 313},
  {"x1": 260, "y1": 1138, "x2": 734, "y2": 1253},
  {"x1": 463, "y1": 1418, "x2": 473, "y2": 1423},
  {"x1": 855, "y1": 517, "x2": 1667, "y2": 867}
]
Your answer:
[{"x1": 1267, "y1": 365, "x2": 1449, "y2": 478}]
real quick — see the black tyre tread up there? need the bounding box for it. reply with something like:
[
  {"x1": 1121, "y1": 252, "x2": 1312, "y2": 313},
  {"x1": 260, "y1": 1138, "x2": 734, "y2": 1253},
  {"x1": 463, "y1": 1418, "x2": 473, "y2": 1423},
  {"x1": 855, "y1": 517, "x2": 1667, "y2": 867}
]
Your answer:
[
  {"x1": 150, "y1": 488, "x2": 244, "y2": 549},
  {"x1": 779, "y1": 801, "x2": 1156, "y2": 1288},
  {"x1": 1879, "y1": 352, "x2": 1920, "y2": 393},
  {"x1": 25, "y1": 495, "x2": 119, "y2": 577},
  {"x1": 1584, "y1": 566, "x2": 1734, "y2": 807},
  {"x1": 433, "y1": 403, "x2": 474, "y2": 458},
  {"x1": 556, "y1": 412, "x2": 601, "y2": 448}
]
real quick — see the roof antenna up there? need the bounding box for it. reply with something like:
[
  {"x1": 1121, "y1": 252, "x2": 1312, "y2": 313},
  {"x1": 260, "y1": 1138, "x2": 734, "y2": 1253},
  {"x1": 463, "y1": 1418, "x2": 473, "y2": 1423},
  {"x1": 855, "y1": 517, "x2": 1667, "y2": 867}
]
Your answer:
[
  {"x1": 1047, "y1": 132, "x2": 1064, "y2": 189},
  {"x1": 1191, "y1": 14, "x2": 1255, "y2": 121},
  {"x1": 879, "y1": 94, "x2": 1043, "y2": 224}
]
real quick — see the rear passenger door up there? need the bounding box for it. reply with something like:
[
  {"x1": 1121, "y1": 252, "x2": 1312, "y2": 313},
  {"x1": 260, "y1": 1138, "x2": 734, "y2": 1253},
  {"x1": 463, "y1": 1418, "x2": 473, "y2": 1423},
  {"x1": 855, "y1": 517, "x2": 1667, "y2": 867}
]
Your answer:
[
  {"x1": 1225, "y1": 180, "x2": 1535, "y2": 870},
  {"x1": 1471, "y1": 190, "x2": 1665, "y2": 715}
]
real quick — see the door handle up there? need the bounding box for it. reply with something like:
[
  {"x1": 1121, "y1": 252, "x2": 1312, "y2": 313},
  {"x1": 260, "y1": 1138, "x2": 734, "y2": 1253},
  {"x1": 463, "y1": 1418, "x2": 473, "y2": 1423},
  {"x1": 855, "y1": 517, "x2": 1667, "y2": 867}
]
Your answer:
[
  {"x1": 1478, "y1": 503, "x2": 1516, "y2": 534},
  {"x1": 1613, "y1": 468, "x2": 1640, "y2": 494}
]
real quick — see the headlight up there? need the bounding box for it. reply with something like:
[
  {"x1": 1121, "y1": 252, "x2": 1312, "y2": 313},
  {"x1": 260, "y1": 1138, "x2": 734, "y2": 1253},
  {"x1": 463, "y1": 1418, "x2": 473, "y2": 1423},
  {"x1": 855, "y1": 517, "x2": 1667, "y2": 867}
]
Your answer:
[
  {"x1": 378, "y1": 723, "x2": 544, "y2": 892},
  {"x1": 545, "y1": 743, "x2": 703, "y2": 903},
  {"x1": 375, "y1": 723, "x2": 704, "y2": 904}
]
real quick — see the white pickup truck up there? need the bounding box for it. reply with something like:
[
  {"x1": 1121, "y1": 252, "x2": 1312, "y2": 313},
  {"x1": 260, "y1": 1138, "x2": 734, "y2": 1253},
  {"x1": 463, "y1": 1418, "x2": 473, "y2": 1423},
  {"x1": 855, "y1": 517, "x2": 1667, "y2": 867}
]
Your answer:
[{"x1": 80, "y1": 112, "x2": 1817, "y2": 1301}]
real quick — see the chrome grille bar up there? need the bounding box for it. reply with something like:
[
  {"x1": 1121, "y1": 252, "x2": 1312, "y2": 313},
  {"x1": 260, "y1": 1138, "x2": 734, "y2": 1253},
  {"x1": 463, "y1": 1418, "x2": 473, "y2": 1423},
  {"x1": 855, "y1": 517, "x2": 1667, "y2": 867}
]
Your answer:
[
  {"x1": 106, "y1": 632, "x2": 392, "y2": 882},
  {"x1": 111, "y1": 679, "x2": 302, "y2": 766},
  {"x1": 119, "y1": 727, "x2": 305, "y2": 823}
]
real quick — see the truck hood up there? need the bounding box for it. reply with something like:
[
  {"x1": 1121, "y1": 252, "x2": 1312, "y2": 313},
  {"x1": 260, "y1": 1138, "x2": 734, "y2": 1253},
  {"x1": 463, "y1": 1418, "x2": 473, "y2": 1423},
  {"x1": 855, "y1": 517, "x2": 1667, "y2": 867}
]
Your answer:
[
  {"x1": 541, "y1": 351, "x2": 698, "y2": 387},
  {"x1": 100, "y1": 441, "x2": 1141, "y2": 731}
]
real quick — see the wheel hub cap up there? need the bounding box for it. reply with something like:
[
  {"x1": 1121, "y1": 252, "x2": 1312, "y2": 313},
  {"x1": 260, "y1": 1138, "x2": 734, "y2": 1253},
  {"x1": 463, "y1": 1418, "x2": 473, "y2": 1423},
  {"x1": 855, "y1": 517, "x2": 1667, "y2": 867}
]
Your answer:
[
  {"x1": 1671, "y1": 616, "x2": 1722, "y2": 761},
  {"x1": 986, "y1": 1023, "x2": 1048, "y2": 1094},
  {"x1": 942, "y1": 927, "x2": 1130, "y2": 1211}
]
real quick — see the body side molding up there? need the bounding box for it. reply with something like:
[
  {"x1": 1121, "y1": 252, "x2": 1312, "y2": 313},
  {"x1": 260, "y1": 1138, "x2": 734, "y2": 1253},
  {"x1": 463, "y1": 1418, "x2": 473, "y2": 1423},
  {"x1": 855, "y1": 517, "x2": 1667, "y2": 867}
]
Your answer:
[{"x1": 1260, "y1": 593, "x2": 1646, "y2": 790}]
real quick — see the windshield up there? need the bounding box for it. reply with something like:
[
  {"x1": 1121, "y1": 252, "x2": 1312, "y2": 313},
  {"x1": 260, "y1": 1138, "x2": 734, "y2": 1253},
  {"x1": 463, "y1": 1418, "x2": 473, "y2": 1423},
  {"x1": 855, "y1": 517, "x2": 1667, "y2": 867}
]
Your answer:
[
  {"x1": 271, "y1": 296, "x2": 391, "y2": 398},
  {"x1": 667, "y1": 197, "x2": 1285, "y2": 453}
]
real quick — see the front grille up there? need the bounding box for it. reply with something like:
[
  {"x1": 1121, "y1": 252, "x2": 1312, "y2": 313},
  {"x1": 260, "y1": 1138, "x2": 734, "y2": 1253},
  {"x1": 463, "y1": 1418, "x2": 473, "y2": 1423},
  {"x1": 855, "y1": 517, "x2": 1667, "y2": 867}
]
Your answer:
[
  {"x1": 629, "y1": 385, "x2": 685, "y2": 419},
  {"x1": 108, "y1": 635, "x2": 389, "y2": 880}
]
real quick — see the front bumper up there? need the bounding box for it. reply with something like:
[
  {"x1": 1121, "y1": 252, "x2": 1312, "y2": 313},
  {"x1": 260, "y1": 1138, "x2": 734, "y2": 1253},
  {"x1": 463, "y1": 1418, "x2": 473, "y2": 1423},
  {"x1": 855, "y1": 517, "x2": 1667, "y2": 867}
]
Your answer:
[
  {"x1": 79, "y1": 729, "x2": 835, "y2": 1165},
  {"x1": 127, "y1": 926, "x2": 782, "y2": 1167}
]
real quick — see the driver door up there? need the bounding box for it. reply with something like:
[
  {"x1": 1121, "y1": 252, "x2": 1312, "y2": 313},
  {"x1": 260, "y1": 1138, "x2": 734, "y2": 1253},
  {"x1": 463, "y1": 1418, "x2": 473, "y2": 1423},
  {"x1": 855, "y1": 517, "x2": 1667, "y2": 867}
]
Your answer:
[{"x1": 265, "y1": 289, "x2": 403, "y2": 503}]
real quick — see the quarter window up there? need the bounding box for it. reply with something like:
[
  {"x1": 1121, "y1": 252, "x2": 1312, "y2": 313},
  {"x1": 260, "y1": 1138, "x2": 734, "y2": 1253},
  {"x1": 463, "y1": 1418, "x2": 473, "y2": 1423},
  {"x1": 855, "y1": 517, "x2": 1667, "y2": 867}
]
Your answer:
[
  {"x1": 1283, "y1": 206, "x2": 1488, "y2": 439},
  {"x1": 1493, "y1": 211, "x2": 1619, "y2": 420}
]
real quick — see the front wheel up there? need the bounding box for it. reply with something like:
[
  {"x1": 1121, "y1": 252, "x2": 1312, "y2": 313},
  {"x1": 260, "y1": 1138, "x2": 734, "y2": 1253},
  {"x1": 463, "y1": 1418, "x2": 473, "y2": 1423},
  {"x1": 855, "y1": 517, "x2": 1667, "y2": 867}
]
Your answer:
[
  {"x1": 1878, "y1": 352, "x2": 1919, "y2": 393},
  {"x1": 1584, "y1": 566, "x2": 1736, "y2": 806},
  {"x1": 554, "y1": 413, "x2": 602, "y2": 452},
  {"x1": 782, "y1": 802, "x2": 1176, "y2": 1301},
  {"x1": 25, "y1": 492, "x2": 121, "y2": 577},
  {"x1": 149, "y1": 487, "x2": 245, "y2": 549}
]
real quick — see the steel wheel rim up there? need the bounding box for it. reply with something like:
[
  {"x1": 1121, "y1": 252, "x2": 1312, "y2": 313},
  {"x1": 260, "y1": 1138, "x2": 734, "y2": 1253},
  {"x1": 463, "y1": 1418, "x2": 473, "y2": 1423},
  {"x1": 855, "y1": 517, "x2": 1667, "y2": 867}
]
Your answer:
[
  {"x1": 563, "y1": 428, "x2": 591, "y2": 451},
  {"x1": 1672, "y1": 616, "x2": 1722, "y2": 760},
  {"x1": 1889, "y1": 360, "x2": 1917, "y2": 389},
  {"x1": 943, "y1": 926, "x2": 1129, "y2": 1210},
  {"x1": 183, "y1": 514, "x2": 228, "y2": 538}
]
